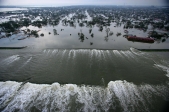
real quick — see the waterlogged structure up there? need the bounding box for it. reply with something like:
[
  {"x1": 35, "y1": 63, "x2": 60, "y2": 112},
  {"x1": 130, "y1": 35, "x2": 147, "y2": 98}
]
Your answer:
[{"x1": 0, "y1": 6, "x2": 169, "y2": 111}]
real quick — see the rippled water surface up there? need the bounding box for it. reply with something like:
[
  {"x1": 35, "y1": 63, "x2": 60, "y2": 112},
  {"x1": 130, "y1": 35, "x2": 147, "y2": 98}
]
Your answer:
[{"x1": 0, "y1": 48, "x2": 169, "y2": 111}]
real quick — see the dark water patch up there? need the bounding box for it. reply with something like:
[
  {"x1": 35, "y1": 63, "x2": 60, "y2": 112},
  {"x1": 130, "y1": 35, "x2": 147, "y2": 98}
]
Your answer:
[
  {"x1": 0, "y1": 48, "x2": 168, "y2": 85},
  {"x1": 137, "y1": 48, "x2": 169, "y2": 52}
]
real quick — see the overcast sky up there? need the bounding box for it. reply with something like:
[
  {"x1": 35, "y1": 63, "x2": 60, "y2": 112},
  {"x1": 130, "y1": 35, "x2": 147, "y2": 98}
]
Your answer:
[{"x1": 0, "y1": 0, "x2": 169, "y2": 6}]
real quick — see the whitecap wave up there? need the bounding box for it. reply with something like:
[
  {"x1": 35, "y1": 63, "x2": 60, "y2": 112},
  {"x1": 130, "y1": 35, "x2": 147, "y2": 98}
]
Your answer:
[
  {"x1": 0, "y1": 80, "x2": 169, "y2": 112},
  {"x1": 154, "y1": 64, "x2": 169, "y2": 78}
]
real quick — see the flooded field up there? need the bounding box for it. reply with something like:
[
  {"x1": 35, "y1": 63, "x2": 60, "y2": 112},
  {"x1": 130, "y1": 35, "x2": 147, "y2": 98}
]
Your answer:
[{"x1": 0, "y1": 7, "x2": 169, "y2": 111}]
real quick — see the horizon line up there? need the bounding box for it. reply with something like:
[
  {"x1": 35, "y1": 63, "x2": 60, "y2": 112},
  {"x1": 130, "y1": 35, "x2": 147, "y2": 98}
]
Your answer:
[{"x1": 0, "y1": 5, "x2": 169, "y2": 7}]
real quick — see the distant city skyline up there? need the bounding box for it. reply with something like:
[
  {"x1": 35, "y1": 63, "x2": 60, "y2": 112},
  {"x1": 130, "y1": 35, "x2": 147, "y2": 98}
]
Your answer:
[{"x1": 0, "y1": 0, "x2": 169, "y2": 6}]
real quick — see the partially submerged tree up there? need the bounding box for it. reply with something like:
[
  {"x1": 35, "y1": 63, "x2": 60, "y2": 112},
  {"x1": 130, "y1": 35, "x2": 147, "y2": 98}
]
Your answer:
[
  {"x1": 116, "y1": 32, "x2": 121, "y2": 36},
  {"x1": 79, "y1": 29, "x2": 85, "y2": 42},
  {"x1": 91, "y1": 33, "x2": 94, "y2": 37},
  {"x1": 109, "y1": 31, "x2": 113, "y2": 36},
  {"x1": 104, "y1": 36, "x2": 108, "y2": 42},
  {"x1": 53, "y1": 29, "x2": 57, "y2": 35},
  {"x1": 99, "y1": 26, "x2": 103, "y2": 32},
  {"x1": 105, "y1": 28, "x2": 110, "y2": 37},
  {"x1": 40, "y1": 33, "x2": 44, "y2": 36},
  {"x1": 89, "y1": 29, "x2": 92, "y2": 33}
]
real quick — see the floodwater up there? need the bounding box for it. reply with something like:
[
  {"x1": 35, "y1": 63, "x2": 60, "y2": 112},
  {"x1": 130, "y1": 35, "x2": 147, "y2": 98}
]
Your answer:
[
  {"x1": 0, "y1": 16, "x2": 169, "y2": 49},
  {"x1": 0, "y1": 8, "x2": 27, "y2": 12},
  {"x1": 0, "y1": 9, "x2": 169, "y2": 112}
]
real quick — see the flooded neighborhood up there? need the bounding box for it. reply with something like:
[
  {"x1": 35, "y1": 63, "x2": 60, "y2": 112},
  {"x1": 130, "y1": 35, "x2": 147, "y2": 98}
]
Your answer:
[
  {"x1": 0, "y1": 6, "x2": 169, "y2": 49},
  {"x1": 0, "y1": 4, "x2": 169, "y2": 112}
]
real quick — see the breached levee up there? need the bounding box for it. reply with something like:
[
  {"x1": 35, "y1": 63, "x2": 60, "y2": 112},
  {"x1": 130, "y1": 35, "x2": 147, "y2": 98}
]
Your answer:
[
  {"x1": 42, "y1": 48, "x2": 140, "y2": 60},
  {"x1": 0, "y1": 48, "x2": 168, "y2": 85},
  {"x1": 0, "y1": 48, "x2": 169, "y2": 111},
  {"x1": 0, "y1": 46, "x2": 27, "y2": 49},
  {"x1": 0, "y1": 81, "x2": 169, "y2": 112}
]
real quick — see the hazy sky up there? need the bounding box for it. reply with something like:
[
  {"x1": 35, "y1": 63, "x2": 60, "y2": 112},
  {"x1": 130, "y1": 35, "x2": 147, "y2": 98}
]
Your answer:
[{"x1": 0, "y1": 0, "x2": 169, "y2": 6}]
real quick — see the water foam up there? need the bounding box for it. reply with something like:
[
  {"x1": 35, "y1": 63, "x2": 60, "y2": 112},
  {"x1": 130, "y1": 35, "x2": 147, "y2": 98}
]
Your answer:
[
  {"x1": 113, "y1": 50, "x2": 124, "y2": 58},
  {"x1": 154, "y1": 64, "x2": 169, "y2": 78},
  {"x1": 42, "y1": 49, "x2": 138, "y2": 60},
  {"x1": 130, "y1": 47, "x2": 145, "y2": 56},
  {"x1": 1, "y1": 55, "x2": 20, "y2": 65},
  {"x1": 0, "y1": 80, "x2": 169, "y2": 112},
  {"x1": 0, "y1": 81, "x2": 22, "y2": 109}
]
